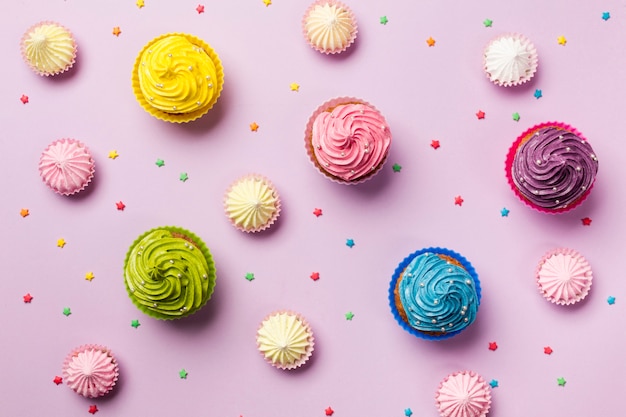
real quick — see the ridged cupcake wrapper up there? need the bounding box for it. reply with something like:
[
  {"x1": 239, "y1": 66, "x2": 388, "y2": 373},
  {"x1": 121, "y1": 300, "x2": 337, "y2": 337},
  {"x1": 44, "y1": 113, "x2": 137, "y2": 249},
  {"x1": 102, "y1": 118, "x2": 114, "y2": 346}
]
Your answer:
[
  {"x1": 435, "y1": 371, "x2": 492, "y2": 417},
  {"x1": 223, "y1": 174, "x2": 282, "y2": 233},
  {"x1": 304, "y1": 97, "x2": 390, "y2": 185},
  {"x1": 301, "y1": 0, "x2": 358, "y2": 54},
  {"x1": 535, "y1": 247, "x2": 593, "y2": 305},
  {"x1": 504, "y1": 121, "x2": 595, "y2": 214},
  {"x1": 256, "y1": 310, "x2": 315, "y2": 370},
  {"x1": 483, "y1": 32, "x2": 538, "y2": 87},
  {"x1": 62, "y1": 344, "x2": 119, "y2": 398},
  {"x1": 39, "y1": 138, "x2": 95, "y2": 196},
  {"x1": 131, "y1": 33, "x2": 224, "y2": 123},
  {"x1": 123, "y1": 226, "x2": 217, "y2": 320},
  {"x1": 388, "y1": 247, "x2": 481, "y2": 341},
  {"x1": 21, "y1": 21, "x2": 77, "y2": 76}
]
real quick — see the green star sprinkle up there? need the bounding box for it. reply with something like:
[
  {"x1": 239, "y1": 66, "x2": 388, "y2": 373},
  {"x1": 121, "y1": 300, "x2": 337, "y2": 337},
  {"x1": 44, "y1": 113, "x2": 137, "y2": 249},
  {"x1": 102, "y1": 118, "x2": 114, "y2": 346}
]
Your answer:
[
  {"x1": 179, "y1": 369, "x2": 188, "y2": 379},
  {"x1": 131, "y1": 319, "x2": 141, "y2": 328},
  {"x1": 63, "y1": 307, "x2": 71, "y2": 317},
  {"x1": 345, "y1": 311, "x2": 354, "y2": 320},
  {"x1": 392, "y1": 163, "x2": 402, "y2": 172},
  {"x1": 245, "y1": 272, "x2": 255, "y2": 281},
  {"x1": 557, "y1": 377, "x2": 566, "y2": 386},
  {"x1": 483, "y1": 18, "x2": 493, "y2": 27},
  {"x1": 155, "y1": 159, "x2": 165, "y2": 167},
  {"x1": 512, "y1": 112, "x2": 520, "y2": 121},
  {"x1": 380, "y1": 15, "x2": 388, "y2": 25},
  {"x1": 179, "y1": 172, "x2": 189, "y2": 182}
]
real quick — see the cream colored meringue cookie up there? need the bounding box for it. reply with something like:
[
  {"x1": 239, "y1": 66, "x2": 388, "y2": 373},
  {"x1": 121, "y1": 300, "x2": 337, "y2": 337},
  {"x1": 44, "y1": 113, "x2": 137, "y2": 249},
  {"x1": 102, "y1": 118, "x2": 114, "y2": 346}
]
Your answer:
[
  {"x1": 224, "y1": 175, "x2": 281, "y2": 233},
  {"x1": 21, "y1": 22, "x2": 77, "y2": 76},
  {"x1": 484, "y1": 33, "x2": 537, "y2": 87},
  {"x1": 302, "y1": 0, "x2": 357, "y2": 54},
  {"x1": 256, "y1": 311, "x2": 314, "y2": 370}
]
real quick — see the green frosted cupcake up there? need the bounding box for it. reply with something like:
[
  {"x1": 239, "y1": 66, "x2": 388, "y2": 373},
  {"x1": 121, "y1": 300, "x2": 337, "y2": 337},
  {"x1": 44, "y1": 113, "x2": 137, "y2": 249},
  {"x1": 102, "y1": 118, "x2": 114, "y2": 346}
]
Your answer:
[{"x1": 123, "y1": 226, "x2": 216, "y2": 319}]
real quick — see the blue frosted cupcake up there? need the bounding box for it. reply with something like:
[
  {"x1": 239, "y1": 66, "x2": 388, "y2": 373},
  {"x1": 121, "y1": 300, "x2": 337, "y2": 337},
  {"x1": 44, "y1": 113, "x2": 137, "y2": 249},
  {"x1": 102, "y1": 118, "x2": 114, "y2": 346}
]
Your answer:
[{"x1": 388, "y1": 247, "x2": 481, "y2": 340}]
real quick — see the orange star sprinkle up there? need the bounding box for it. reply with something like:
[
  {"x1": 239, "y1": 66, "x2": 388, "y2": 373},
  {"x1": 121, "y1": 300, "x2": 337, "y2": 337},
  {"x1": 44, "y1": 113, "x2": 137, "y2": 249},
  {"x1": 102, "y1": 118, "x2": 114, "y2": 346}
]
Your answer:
[
  {"x1": 20, "y1": 208, "x2": 29, "y2": 217},
  {"x1": 249, "y1": 122, "x2": 259, "y2": 132},
  {"x1": 112, "y1": 27, "x2": 122, "y2": 37},
  {"x1": 426, "y1": 37, "x2": 436, "y2": 47}
]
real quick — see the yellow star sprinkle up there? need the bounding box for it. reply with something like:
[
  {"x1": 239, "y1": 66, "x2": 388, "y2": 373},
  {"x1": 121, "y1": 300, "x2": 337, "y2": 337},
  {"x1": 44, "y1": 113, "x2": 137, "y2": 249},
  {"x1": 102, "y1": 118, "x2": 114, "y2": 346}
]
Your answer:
[
  {"x1": 57, "y1": 238, "x2": 66, "y2": 248},
  {"x1": 20, "y1": 208, "x2": 29, "y2": 218},
  {"x1": 557, "y1": 35, "x2": 567, "y2": 45},
  {"x1": 85, "y1": 272, "x2": 95, "y2": 281},
  {"x1": 426, "y1": 37, "x2": 436, "y2": 47},
  {"x1": 112, "y1": 27, "x2": 122, "y2": 37},
  {"x1": 136, "y1": 0, "x2": 145, "y2": 8},
  {"x1": 108, "y1": 150, "x2": 119, "y2": 159},
  {"x1": 250, "y1": 122, "x2": 259, "y2": 132},
  {"x1": 290, "y1": 83, "x2": 300, "y2": 92},
  {"x1": 263, "y1": 0, "x2": 271, "y2": 6}
]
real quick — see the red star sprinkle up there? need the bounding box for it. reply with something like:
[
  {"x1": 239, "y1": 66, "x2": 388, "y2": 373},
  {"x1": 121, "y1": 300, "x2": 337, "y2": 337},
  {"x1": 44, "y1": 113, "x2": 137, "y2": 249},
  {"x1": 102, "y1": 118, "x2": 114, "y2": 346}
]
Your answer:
[
  {"x1": 488, "y1": 342, "x2": 498, "y2": 351},
  {"x1": 581, "y1": 217, "x2": 592, "y2": 226},
  {"x1": 116, "y1": 201, "x2": 126, "y2": 211},
  {"x1": 196, "y1": 4, "x2": 204, "y2": 13},
  {"x1": 310, "y1": 272, "x2": 320, "y2": 281},
  {"x1": 454, "y1": 195, "x2": 464, "y2": 206},
  {"x1": 20, "y1": 94, "x2": 29, "y2": 104},
  {"x1": 88, "y1": 405, "x2": 98, "y2": 414},
  {"x1": 23, "y1": 293, "x2": 33, "y2": 303},
  {"x1": 325, "y1": 407, "x2": 334, "y2": 416},
  {"x1": 431, "y1": 140, "x2": 440, "y2": 149},
  {"x1": 544, "y1": 346, "x2": 553, "y2": 355},
  {"x1": 476, "y1": 110, "x2": 485, "y2": 119},
  {"x1": 53, "y1": 376, "x2": 63, "y2": 385},
  {"x1": 313, "y1": 208, "x2": 323, "y2": 217}
]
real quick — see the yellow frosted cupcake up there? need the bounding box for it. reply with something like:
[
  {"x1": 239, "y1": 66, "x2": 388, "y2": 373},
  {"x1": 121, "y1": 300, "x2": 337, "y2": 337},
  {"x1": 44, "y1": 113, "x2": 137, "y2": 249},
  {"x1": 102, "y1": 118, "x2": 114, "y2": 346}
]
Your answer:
[
  {"x1": 132, "y1": 33, "x2": 224, "y2": 123},
  {"x1": 224, "y1": 174, "x2": 281, "y2": 233},
  {"x1": 21, "y1": 21, "x2": 77, "y2": 76}
]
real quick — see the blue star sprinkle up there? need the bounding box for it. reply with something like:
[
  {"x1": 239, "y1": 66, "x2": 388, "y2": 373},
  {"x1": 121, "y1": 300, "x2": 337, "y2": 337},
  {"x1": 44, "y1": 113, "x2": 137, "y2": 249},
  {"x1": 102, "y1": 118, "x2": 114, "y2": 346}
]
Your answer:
[
  {"x1": 602, "y1": 12, "x2": 610, "y2": 21},
  {"x1": 534, "y1": 89, "x2": 542, "y2": 99},
  {"x1": 489, "y1": 379, "x2": 499, "y2": 388},
  {"x1": 346, "y1": 238, "x2": 355, "y2": 248},
  {"x1": 404, "y1": 409, "x2": 413, "y2": 417},
  {"x1": 500, "y1": 208, "x2": 510, "y2": 217},
  {"x1": 607, "y1": 296, "x2": 616, "y2": 305}
]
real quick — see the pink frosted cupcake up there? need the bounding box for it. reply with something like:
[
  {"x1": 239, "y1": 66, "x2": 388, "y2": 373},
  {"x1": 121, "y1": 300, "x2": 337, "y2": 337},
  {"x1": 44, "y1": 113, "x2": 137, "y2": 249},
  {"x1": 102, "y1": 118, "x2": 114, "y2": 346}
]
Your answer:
[
  {"x1": 302, "y1": 0, "x2": 357, "y2": 54},
  {"x1": 224, "y1": 174, "x2": 281, "y2": 233},
  {"x1": 39, "y1": 139, "x2": 95, "y2": 196},
  {"x1": 505, "y1": 122, "x2": 598, "y2": 213},
  {"x1": 21, "y1": 21, "x2": 77, "y2": 76},
  {"x1": 256, "y1": 311, "x2": 314, "y2": 370},
  {"x1": 536, "y1": 248, "x2": 593, "y2": 305},
  {"x1": 435, "y1": 371, "x2": 492, "y2": 417},
  {"x1": 62, "y1": 345, "x2": 119, "y2": 398},
  {"x1": 483, "y1": 33, "x2": 537, "y2": 87},
  {"x1": 305, "y1": 97, "x2": 392, "y2": 184}
]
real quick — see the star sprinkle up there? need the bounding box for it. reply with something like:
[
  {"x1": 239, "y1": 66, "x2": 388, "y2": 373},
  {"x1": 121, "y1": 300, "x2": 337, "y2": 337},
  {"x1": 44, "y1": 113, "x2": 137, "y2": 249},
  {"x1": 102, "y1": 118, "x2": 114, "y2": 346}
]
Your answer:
[
  {"x1": 310, "y1": 272, "x2": 320, "y2": 281},
  {"x1": 489, "y1": 379, "x2": 499, "y2": 388},
  {"x1": 346, "y1": 238, "x2": 355, "y2": 248},
  {"x1": 196, "y1": 4, "x2": 205, "y2": 13},
  {"x1": 488, "y1": 342, "x2": 498, "y2": 351},
  {"x1": 179, "y1": 172, "x2": 189, "y2": 182},
  {"x1": 88, "y1": 405, "x2": 98, "y2": 414},
  {"x1": 426, "y1": 37, "x2": 436, "y2": 47},
  {"x1": 20, "y1": 208, "x2": 29, "y2": 218},
  {"x1": 325, "y1": 406, "x2": 334, "y2": 416},
  {"x1": 607, "y1": 296, "x2": 616, "y2": 305},
  {"x1": 602, "y1": 12, "x2": 611, "y2": 21},
  {"x1": 512, "y1": 112, "x2": 520, "y2": 122},
  {"x1": 544, "y1": 346, "x2": 553, "y2": 355},
  {"x1": 263, "y1": 0, "x2": 271, "y2": 6},
  {"x1": 557, "y1": 35, "x2": 567, "y2": 45},
  {"x1": 85, "y1": 272, "x2": 95, "y2": 281},
  {"x1": 63, "y1": 307, "x2": 72, "y2": 317},
  {"x1": 155, "y1": 159, "x2": 165, "y2": 167},
  {"x1": 57, "y1": 238, "x2": 66, "y2": 248},
  {"x1": 53, "y1": 376, "x2": 63, "y2": 385},
  {"x1": 430, "y1": 140, "x2": 440, "y2": 149},
  {"x1": 20, "y1": 94, "x2": 29, "y2": 104},
  {"x1": 483, "y1": 18, "x2": 493, "y2": 27},
  {"x1": 290, "y1": 83, "x2": 300, "y2": 91},
  {"x1": 557, "y1": 377, "x2": 566, "y2": 387},
  {"x1": 116, "y1": 201, "x2": 126, "y2": 211},
  {"x1": 112, "y1": 27, "x2": 122, "y2": 37},
  {"x1": 392, "y1": 163, "x2": 402, "y2": 172},
  {"x1": 23, "y1": 293, "x2": 33, "y2": 303},
  {"x1": 379, "y1": 16, "x2": 388, "y2": 25},
  {"x1": 345, "y1": 311, "x2": 354, "y2": 320},
  {"x1": 108, "y1": 150, "x2": 119, "y2": 159},
  {"x1": 476, "y1": 110, "x2": 485, "y2": 119},
  {"x1": 581, "y1": 217, "x2": 592, "y2": 226},
  {"x1": 136, "y1": 0, "x2": 144, "y2": 8},
  {"x1": 404, "y1": 409, "x2": 413, "y2": 417},
  {"x1": 179, "y1": 369, "x2": 188, "y2": 379},
  {"x1": 313, "y1": 208, "x2": 323, "y2": 217},
  {"x1": 245, "y1": 272, "x2": 255, "y2": 282},
  {"x1": 249, "y1": 122, "x2": 259, "y2": 132},
  {"x1": 131, "y1": 319, "x2": 141, "y2": 328},
  {"x1": 534, "y1": 89, "x2": 543, "y2": 99},
  {"x1": 454, "y1": 196, "x2": 464, "y2": 206},
  {"x1": 500, "y1": 207, "x2": 510, "y2": 217}
]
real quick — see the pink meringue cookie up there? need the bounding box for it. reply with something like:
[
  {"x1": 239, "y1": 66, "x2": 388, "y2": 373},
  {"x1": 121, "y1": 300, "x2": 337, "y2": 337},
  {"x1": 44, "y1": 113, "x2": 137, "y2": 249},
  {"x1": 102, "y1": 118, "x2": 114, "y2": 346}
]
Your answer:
[
  {"x1": 536, "y1": 248, "x2": 593, "y2": 305},
  {"x1": 39, "y1": 138, "x2": 95, "y2": 196},
  {"x1": 435, "y1": 370, "x2": 492, "y2": 417},
  {"x1": 62, "y1": 345, "x2": 119, "y2": 398}
]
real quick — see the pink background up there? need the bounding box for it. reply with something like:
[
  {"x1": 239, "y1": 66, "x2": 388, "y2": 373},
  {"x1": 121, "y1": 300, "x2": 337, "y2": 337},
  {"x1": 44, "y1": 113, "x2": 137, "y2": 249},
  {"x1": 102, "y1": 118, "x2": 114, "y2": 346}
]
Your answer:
[{"x1": 3, "y1": 0, "x2": 625, "y2": 415}]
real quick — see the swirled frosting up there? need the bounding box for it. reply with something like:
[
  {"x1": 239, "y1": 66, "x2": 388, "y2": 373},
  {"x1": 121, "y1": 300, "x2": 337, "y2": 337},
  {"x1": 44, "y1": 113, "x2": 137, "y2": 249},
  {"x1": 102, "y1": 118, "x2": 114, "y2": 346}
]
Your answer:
[
  {"x1": 224, "y1": 175, "x2": 280, "y2": 232},
  {"x1": 311, "y1": 103, "x2": 391, "y2": 181},
  {"x1": 124, "y1": 228, "x2": 213, "y2": 318},
  {"x1": 63, "y1": 346, "x2": 118, "y2": 398},
  {"x1": 398, "y1": 253, "x2": 478, "y2": 334},
  {"x1": 22, "y1": 22, "x2": 76, "y2": 75},
  {"x1": 484, "y1": 34, "x2": 537, "y2": 86},
  {"x1": 512, "y1": 126, "x2": 598, "y2": 210},
  {"x1": 138, "y1": 35, "x2": 218, "y2": 114},
  {"x1": 39, "y1": 139, "x2": 94, "y2": 195},
  {"x1": 303, "y1": 1, "x2": 356, "y2": 53},
  {"x1": 435, "y1": 371, "x2": 491, "y2": 417},
  {"x1": 257, "y1": 312, "x2": 313, "y2": 369},
  {"x1": 537, "y1": 248, "x2": 592, "y2": 305}
]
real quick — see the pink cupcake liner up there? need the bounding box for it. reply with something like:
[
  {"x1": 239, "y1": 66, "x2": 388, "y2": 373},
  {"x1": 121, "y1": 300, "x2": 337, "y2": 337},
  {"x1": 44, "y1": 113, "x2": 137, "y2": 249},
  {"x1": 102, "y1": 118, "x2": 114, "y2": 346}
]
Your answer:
[
  {"x1": 39, "y1": 138, "x2": 95, "y2": 196},
  {"x1": 20, "y1": 21, "x2": 77, "y2": 76},
  {"x1": 301, "y1": 0, "x2": 358, "y2": 54},
  {"x1": 504, "y1": 121, "x2": 596, "y2": 214},
  {"x1": 536, "y1": 248, "x2": 593, "y2": 306},
  {"x1": 435, "y1": 370, "x2": 492, "y2": 417},
  {"x1": 304, "y1": 97, "x2": 391, "y2": 185},
  {"x1": 223, "y1": 174, "x2": 281, "y2": 233},
  {"x1": 256, "y1": 310, "x2": 315, "y2": 370},
  {"x1": 62, "y1": 344, "x2": 119, "y2": 398},
  {"x1": 483, "y1": 32, "x2": 537, "y2": 87}
]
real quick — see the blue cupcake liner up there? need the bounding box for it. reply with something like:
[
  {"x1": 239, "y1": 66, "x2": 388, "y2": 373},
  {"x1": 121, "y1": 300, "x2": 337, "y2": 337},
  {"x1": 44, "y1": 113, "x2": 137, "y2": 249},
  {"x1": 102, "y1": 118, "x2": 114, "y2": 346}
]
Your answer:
[{"x1": 388, "y1": 247, "x2": 481, "y2": 341}]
